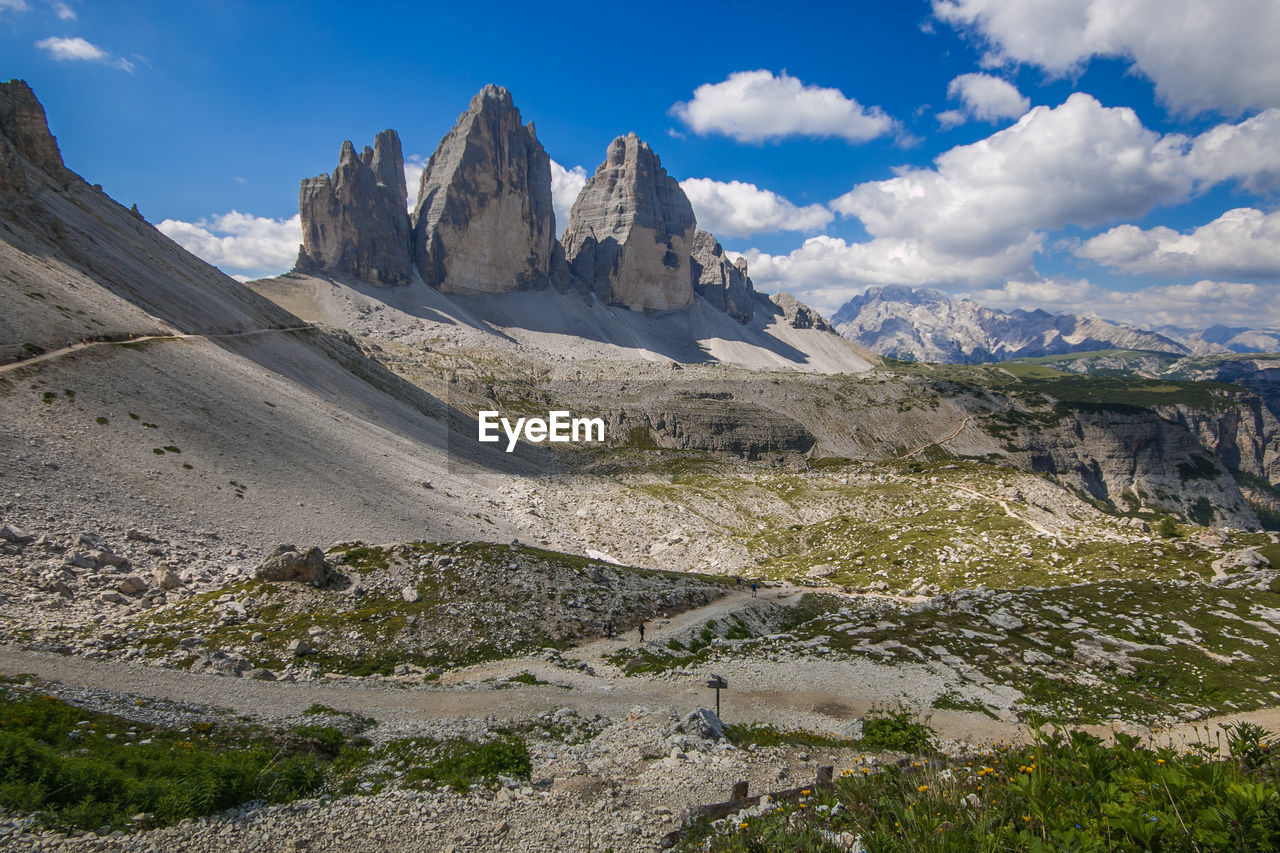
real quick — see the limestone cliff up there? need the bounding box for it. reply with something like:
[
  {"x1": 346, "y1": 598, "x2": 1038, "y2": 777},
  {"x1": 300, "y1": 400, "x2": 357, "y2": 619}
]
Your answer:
[
  {"x1": 296, "y1": 130, "x2": 413, "y2": 287},
  {"x1": 690, "y1": 230, "x2": 754, "y2": 324},
  {"x1": 411, "y1": 85, "x2": 557, "y2": 294},
  {"x1": 562, "y1": 134, "x2": 696, "y2": 313}
]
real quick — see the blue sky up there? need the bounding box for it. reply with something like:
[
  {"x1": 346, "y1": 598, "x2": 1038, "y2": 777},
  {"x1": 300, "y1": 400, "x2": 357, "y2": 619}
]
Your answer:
[{"x1": 4, "y1": 0, "x2": 1279, "y2": 329}]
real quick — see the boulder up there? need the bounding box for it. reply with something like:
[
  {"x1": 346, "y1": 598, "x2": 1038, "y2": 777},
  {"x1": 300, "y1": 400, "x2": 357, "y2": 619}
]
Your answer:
[
  {"x1": 562, "y1": 133, "x2": 696, "y2": 313},
  {"x1": 295, "y1": 130, "x2": 414, "y2": 286},
  {"x1": 0, "y1": 524, "x2": 32, "y2": 544},
  {"x1": 672, "y1": 707, "x2": 725, "y2": 741},
  {"x1": 288, "y1": 639, "x2": 316, "y2": 657},
  {"x1": 254, "y1": 545, "x2": 337, "y2": 586},
  {"x1": 117, "y1": 575, "x2": 148, "y2": 595},
  {"x1": 401, "y1": 586, "x2": 420, "y2": 603},
  {"x1": 690, "y1": 231, "x2": 754, "y2": 323},
  {"x1": 412, "y1": 85, "x2": 558, "y2": 294},
  {"x1": 153, "y1": 567, "x2": 182, "y2": 590}
]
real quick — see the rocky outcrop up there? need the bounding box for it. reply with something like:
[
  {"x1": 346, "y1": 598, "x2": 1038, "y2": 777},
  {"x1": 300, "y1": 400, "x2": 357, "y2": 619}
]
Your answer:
[
  {"x1": 562, "y1": 134, "x2": 696, "y2": 313},
  {"x1": 254, "y1": 545, "x2": 339, "y2": 586},
  {"x1": 607, "y1": 396, "x2": 815, "y2": 459},
  {"x1": 767, "y1": 292, "x2": 832, "y2": 332},
  {"x1": 833, "y1": 285, "x2": 1189, "y2": 363},
  {"x1": 690, "y1": 231, "x2": 754, "y2": 324},
  {"x1": 411, "y1": 85, "x2": 557, "y2": 294},
  {"x1": 0, "y1": 79, "x2": 67, "y2": 204},
  {"x1": 295, "y1": 130, "x2": 413, "y2": 287}
]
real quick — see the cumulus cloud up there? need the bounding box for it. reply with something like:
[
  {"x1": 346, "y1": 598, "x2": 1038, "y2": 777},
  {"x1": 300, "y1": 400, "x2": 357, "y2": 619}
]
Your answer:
[
  {"x1": 403, "y1": 154, "x2": 427, "y2": 212},
  {"x1": 671, "y1": 70, "x2": 894, "y2": 144},
  {"x1": 834, "y1": 93, "x2": 1192, "y2": 259},
  {"x1": 939, "y1": 72, "x2": 1029, "y2": 127},
  {"x1": 1185, "y1": 108, "x2": 1280, "y2": 193},
  {"x1": 934, "y1": 0, "x2": 1280, "y2": 115},
  {"x1": 52, "y1": 1, "x2": 74, "y2": 20},
  {"x1": 35, "y1": 35, "x2": 133, "y2": 71},
  {"x1": 550, "y1": 160, "x2": 587, "y2": 230},
  {"x1": 680, "y1": 178, "x2": 832, "y2": 238},
  {"x1": 1077, "y1": 208, "x2": 1280, "y2": 280},
  {"x1": 157, "y1": 211, "x2": 301, "y2": 280},
  {"x1": 969, "y1": 278, "x2": 1280, "y2": 329},
  {"x1": 743, "y1": 232, "x2": 1044, "y2": 316},
  {"x1": 0, "y1": 0, "x2": 29, "y2": 13}
]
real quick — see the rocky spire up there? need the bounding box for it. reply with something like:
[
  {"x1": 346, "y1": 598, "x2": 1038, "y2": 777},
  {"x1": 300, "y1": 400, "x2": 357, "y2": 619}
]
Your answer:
[
  {"x1": 0, "y1": 79, "x2": 68, "y2": 204},
  {"x1": 690, "y1": 230, "x2": 755, "y2": 324},
  {"x1": 295, "y1": 129, "x2": 413, "y2": 287},
  {"x1": 411, "y1": 85, "x2": 557, "y2": 293},
  {"x1": 561, "y1": 134, "x2": 696, "y2": 313}
]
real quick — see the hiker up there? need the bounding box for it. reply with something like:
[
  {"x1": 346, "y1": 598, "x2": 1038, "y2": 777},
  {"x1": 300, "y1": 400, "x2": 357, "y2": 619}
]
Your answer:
[
  {"x1": 603, "y1": 618, "x2": 614, "y2": 639},
  {"x1": 751, "y1": 581, "x2": 758, "y2": 597},
  {"x1": 638, "y1": 620, "x2": 646, "y2": 642}
]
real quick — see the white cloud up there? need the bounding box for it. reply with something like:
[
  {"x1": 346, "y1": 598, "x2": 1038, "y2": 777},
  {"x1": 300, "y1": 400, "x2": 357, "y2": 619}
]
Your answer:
[
  {"x1": 35, "y1": 35, "x2": 133, "y2": 71},
  {"x1": 680, "y1": 178, "x2": 832, "y2": 238},
  {"x1": 403, "y1": 154, "x2": 427, "y2": 212},
  {"x1": 969, "y1": 278, "x2": 1280, "y2": 329},
  {"x1": 671, "y1": 70, "x2": 894, "y2": 144},
  {"x1": 743, "y1": 232, "x2": 1044, "y2": 316},
  {"x1": 550, "y1": 160, "x2": 586, "y2": 231},
  {"x1": 52, "y1": 1, "x2": 75, "y2": 20},
  {"x1": 1078, "y1": 208, "x2": 1280, "y2": 280},
  {"x1": 0, "y1": 0, "x2": 29, "y2": 13},
  {"x1": 157, "y1": 211, "x2": 301, "y2": 280},
  {"x1": 934, "y1": 0, "x2": 1280, "y2": 115},
  {"x1": 834, "y1": 94, "x2": 1191, "y2": 258},
  {"x1": 940, "y1": 72, "x2": 1029, "y2": 126},
  {"x1": 1185, "y1": 108, "x2": 1280, "y2": 193}
]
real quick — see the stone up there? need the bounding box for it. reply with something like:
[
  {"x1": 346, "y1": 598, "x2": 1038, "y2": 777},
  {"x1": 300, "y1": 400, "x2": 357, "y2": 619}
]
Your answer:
[
  {"x1": 690, "y1": 231, "x2": 754, "y2": 323},
  {"x1": 117, "y1": 575, "x2": 148, "y2": 595},
  {"x1": 401, "y1": 586, "x2": 420, "y2": 603},
  {"x1": 295, "y1": 130, "x2": 413, "y2": 286},
  {"x1": 244, "y1": 668, "x2": 277, "y2": 681},
  {"x1": 672, "y1": 707, "x2": 725, "y2": 741},
  {"x1": 125, "y1": 529, "x2": 153, "y2": 542},
  {"x1": 94, "y1": 549, "x2": 127, "y2": 568},
  {"x1": 98, "y1": 591, "x2": 129, "y2": 605},
  {"x1": 562, "y1": 133, "x2": 696, "y2": 313},
  {"x1": 254, "y1": 545, "x2": 338, "y2": 586},
  {"x1": 288, "y1": 639, "x2": 316, "y2": 657},
  {"x1": 0, "y1": 524, "x2": 32, "y2": 543},
  {"x1": 153, "y1": 568, "x2": 182, "y2": 590},
  {"x1": 412, "y1": 85, "x2": 558, "y2": 294}
]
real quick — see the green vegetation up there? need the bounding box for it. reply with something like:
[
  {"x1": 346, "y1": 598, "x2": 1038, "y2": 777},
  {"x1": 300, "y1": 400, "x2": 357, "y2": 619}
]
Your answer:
[
  {"x1": 680, "y1": 724, "x2": 1280, "y2": 852},
  {"x1": 723, "y1": 724, "x2": 861, "y2": 751},
  {"x1": 94, "y1": 416, "x2": 108, "y2": 425},
  {"x1": 402, "y1": 736, "x2": 531, "y2": 791},
  {"x1": 506, "y1": 671, "x2": 547, "y2": 686},
  {"x1": 0, "y1": 686, "x2": 328, "y2": 833},
  {"x1": 860, "y1": 706, "x2": 935, "y2": 753}
]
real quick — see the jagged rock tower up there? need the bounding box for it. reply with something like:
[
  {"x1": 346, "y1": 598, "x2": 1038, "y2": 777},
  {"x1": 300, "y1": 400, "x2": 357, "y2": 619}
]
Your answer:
[
  {"x1": 561, "y1": 133, "x2": 696, "y2": 313},
  {"x1": 1, "y1": 79, "x2": 68, "y2": 206},
  {"x1": 690, "y1": 230, "x2": 755, "y2": 324},
  {"x1": 411, "y1": 85, "x2": 558, "y2": 294},
  {"x1": 295, "y1": 130, "x2": 413, "y2": 287}
]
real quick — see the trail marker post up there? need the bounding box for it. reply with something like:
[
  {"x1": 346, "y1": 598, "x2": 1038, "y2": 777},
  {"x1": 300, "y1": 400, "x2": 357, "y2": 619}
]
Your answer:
[{"x1": 706, "y1": 674, "x2": 728, "y2": 717}]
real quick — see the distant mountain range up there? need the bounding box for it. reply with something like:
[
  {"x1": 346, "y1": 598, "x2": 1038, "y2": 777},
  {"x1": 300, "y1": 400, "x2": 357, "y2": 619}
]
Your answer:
[{"x1": 832, "y1": 285, "x2": 1280, "y2": 363}]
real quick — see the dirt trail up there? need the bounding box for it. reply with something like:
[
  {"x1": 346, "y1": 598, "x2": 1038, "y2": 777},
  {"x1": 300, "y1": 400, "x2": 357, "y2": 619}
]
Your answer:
[
  {"x1": 0, "y1": 326, "x2": 315, "y2": 374},
  {"x1": 901, "y1": 415, "x2": 974, "y2": 459}
]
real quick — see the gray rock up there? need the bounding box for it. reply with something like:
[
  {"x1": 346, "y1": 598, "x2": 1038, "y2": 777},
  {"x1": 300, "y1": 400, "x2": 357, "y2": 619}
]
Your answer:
[
  {"x1": 672, "y1": 707, "x2": 725, "y2": 741},
  {"x1": 401, "y1": 586, "x2": 420, "y2": 603},
  {"x1": 690, "y1": 231, "x2": 754, "y2": 323},
  {"x1": 94, "y1": 549, "x2": 127, "y2": 568},
  {"x1": 412, "y1": 85, "x2": 558, "y2": 294},
  {"x1": 562, "y1": 133, "x2": 696, "y2": 313},
  {"x1": 288, "y1": 639, "x2": 316, "y2": 657},
  {"x1": 766, "y1": 292, "x2": 833, "y2": 331},
  {"x1": 244, "y1": 668, "x2": 277, "y2": 681},
  {"x1": 254, "y1": 545, "x2": 338, "y2": 586},
  {"x1": 0, "y1": 524, "x2": 32, "y2": 543},
  {"x1": 295, "y1": 130, "x2": 413, "y2": 286},
  {"x1": 0, "y1": 79, "x2": 67, "y2": 204},
  {"x1": 117, "y1": 575, "x2": 148, "y2": 595},
  {"x1": 153, "y1": 568, "x2": 182, "y2": 590}
]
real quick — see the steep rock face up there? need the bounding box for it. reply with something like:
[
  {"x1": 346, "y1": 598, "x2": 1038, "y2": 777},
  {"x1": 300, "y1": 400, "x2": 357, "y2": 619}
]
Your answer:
[
  {"x1": 411, "y1": 85, "x2": 556, "y2": 294},
  {"x1": 690, "y1": 230, "x2": 754, "y2": 323},
  {"x1": 833, "y1": 286, "x2": 1188, "y2": 363},
  {"x1": 0, "y1": 79, "x2": 67, "y2": 204},
  {"x1": 562, "y1": 134, "x2": 696, "y2": 313},
  {"x1": 768, "y1": 292, "x2": 832, "y2": 331},
  {"x1": 296, "y1": 130, "x2": 413, "y2": 287}
]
